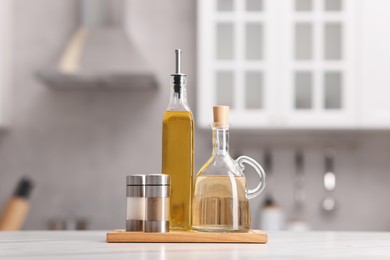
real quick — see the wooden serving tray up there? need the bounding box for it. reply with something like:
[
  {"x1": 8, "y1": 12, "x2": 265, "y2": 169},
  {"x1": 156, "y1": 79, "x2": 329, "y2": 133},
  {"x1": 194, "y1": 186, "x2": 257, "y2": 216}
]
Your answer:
[{"x1": 106, "y1": 229, "x2": 268, "y2": 244}]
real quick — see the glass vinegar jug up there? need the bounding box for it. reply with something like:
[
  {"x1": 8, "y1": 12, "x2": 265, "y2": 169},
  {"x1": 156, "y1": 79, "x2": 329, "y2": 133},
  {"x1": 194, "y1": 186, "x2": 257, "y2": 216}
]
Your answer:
[{"x1": 192, "y1": 106, "x2": 266, "y2": 232}]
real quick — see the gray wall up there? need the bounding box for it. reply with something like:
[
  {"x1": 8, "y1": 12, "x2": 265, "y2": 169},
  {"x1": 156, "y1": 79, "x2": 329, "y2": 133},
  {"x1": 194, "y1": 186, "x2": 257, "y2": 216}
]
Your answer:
[{"x1": 0, "y1": 0, "x2": 389, "y2": 231}]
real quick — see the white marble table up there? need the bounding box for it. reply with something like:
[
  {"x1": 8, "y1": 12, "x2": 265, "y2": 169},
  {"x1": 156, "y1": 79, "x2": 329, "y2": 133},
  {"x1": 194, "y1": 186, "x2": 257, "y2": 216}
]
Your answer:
[{"x1": 1, "y1": 231, "x2": 390, "y2": 259}]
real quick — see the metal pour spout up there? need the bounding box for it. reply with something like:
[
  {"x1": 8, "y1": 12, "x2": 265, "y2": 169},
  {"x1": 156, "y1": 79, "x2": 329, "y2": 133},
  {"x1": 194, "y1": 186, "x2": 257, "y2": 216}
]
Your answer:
[{"x1": 175, "y1": 49, "x2": 181, "y2": 74}]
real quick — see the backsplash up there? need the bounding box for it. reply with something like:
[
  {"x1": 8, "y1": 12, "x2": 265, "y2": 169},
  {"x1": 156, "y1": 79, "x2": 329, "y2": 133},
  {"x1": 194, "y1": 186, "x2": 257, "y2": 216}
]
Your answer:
[
  {"x1": 231, "y1": 133, "x2": 390, "y2": 231},
  {"x1": 0, "y1": 0, "x2": 389, "y2": 231}
]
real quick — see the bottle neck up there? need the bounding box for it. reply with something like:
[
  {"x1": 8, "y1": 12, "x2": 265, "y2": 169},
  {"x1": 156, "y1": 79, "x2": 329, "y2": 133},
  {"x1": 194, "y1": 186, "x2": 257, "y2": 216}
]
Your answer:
[
  {"x1": 212, "y1": 126, "x2": 229, "y2": 156},
  {"x1": 167, "y1": 74, "x2": 190, "y2": 111}
]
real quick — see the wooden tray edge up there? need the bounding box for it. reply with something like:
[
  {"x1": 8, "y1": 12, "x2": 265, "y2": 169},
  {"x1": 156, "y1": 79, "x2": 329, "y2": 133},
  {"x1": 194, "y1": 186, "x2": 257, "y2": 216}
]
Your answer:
[{"x1": 106, "y1": 229, "x2": 268, "y2": 244}]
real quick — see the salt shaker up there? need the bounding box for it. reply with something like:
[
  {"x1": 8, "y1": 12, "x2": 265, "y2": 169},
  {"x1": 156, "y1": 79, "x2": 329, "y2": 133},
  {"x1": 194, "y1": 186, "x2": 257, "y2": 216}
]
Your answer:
[
  {"x1": 145, "y1": 174, "x2": 170, "y2": 233},
  {"x1": 126, "y1": 175, "x2": 145, "y2": 232}
]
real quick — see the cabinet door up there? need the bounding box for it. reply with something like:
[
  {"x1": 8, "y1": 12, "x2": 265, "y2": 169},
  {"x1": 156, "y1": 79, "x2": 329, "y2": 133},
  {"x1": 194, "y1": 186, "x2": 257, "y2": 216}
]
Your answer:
[
  {"x1": 197, "y1": 0, "x2": 278, "y2": 128},
  {"x1": 280, "y1": 0, "x2": 357, "y2": 129},
  {"x1": 197, "y1": 0, "x2": 359, "y2": 129},
  {"x1": 358, "y1": 0, "x2": 390, "y2": 128}
]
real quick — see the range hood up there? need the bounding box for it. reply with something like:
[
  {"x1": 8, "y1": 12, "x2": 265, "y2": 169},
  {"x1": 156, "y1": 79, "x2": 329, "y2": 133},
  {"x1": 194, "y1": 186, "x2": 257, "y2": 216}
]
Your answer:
[{"x1": 38, "y1": 0, "x2": 157, "y2": 90}]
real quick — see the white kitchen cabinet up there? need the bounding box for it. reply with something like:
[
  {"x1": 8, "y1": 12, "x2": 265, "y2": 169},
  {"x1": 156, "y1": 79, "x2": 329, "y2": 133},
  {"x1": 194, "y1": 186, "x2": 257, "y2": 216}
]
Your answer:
[
  {"x1": 0, "y1": 0, "x2": 13, "y2": 127},
  {"x1": 197, "y1": 0, "x2": 390, "y2": 129},
  {"x1": 357, "y1": 0, "x2": 390, "y2": 128},
  {"x1": 279, "y1": 0, "x2": 357, "y2": 129}
]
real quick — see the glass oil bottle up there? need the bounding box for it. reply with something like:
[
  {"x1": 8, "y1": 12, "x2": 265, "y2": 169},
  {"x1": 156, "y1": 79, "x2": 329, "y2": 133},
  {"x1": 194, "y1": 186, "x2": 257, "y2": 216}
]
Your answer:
[
  {"x1": 162, "y1": 49, "x2": 194, "y2": 231},
  {"x1": 192, "y1": 106, "x2": 266, "y2": 232}
]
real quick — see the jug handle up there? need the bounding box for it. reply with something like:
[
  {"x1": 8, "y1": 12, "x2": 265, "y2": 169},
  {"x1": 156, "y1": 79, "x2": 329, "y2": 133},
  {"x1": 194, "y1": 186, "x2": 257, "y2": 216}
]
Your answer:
[{"x1": 236, "y1": 156, "x2": 266, "y2": 199}]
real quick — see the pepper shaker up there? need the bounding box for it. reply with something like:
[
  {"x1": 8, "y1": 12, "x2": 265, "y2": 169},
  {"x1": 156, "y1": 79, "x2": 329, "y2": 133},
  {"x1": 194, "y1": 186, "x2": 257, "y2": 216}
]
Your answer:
[{"x1": 145, "y1": 174, "x2": 170, "y2": 233}]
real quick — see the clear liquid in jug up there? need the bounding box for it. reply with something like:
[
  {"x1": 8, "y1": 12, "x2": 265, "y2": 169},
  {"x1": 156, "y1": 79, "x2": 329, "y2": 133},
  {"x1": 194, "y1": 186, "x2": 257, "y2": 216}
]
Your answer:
[{"x1": 192, "y1": 176, "x2": 250, "y2": 232}]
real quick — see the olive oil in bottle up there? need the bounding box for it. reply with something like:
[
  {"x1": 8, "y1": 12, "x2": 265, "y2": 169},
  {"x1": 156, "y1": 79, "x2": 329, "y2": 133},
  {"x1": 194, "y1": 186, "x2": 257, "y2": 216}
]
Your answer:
[{"x1": 162, "y1": 49, "x2": 194, "y2": 231}]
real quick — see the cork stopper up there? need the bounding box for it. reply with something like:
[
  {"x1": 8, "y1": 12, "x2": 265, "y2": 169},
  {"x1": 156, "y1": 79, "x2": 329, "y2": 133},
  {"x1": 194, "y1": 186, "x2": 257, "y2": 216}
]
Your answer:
[{"x1": 213, "y1": 106, "x2": 229, "y2": 127}]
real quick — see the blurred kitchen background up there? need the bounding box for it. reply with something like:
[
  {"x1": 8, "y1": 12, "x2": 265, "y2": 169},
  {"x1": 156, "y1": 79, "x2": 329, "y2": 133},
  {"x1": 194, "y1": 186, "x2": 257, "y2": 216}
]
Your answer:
[{"x1": 1, "y1": 0, "x2": 390, "y2": 231}]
